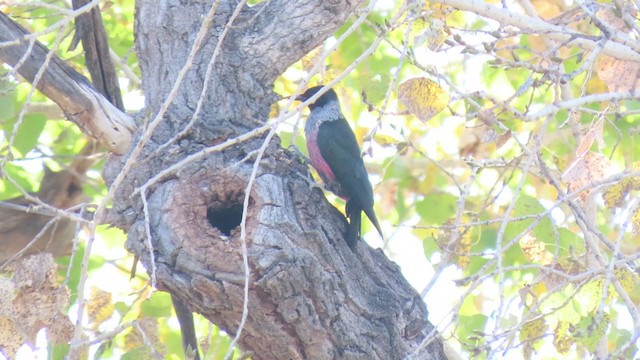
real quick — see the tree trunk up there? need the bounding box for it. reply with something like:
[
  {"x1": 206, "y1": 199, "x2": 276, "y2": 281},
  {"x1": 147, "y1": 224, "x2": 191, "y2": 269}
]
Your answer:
[{"x1": 103, "y1": 1, "x2": 446, "y2": 358}]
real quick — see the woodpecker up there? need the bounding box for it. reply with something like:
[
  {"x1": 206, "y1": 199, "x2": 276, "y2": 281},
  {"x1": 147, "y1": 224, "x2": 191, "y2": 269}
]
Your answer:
[{"x1": 297, "y1": 85, "x2": 383, "y2": 248}]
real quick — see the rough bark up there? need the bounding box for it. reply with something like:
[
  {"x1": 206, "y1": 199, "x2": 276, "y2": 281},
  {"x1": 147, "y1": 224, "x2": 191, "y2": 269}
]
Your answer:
[{"x1": 103, "y1": 0, "x2": 446, "y2": 358}]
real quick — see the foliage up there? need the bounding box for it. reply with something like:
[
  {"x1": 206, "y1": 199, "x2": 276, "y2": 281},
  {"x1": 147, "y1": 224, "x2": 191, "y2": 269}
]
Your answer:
[{"x1": 1, "y1": 0, "x2": 640, "y2": 359}]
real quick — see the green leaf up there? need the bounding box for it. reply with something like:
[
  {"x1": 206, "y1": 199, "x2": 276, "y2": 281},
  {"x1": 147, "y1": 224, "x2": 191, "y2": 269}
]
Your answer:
[
  {"x1": 541, "y1": 287, "x2": 581, "y2": 325},
  {"x1": 556, "y1": 228, "x2": 584, "y2": 256},
  {"x1": 57, "y1": 244, "x2": 86, "y2": 305},
  {"x1": 573, "y1": 279, "x2": 603, "y2": 316},
  {"x1": 416, "y1": 192, "x2": 458, "y2": 224},
  {"x1": 575, "y1": 313, "x2": 609, "y2": 352},
  {"x1": 0, "y1": 86, "x2": 16, "y2": 120},
  {"x1": 115, "y1": 301, "x2": 130, "y2": 316},
  {"x1": 464, "y1": 227, "x2": 493, "y2": 276},
  {"x1": 93, "y1": 340, "x2": 113, "y2": 360},
  {"x1": 421, "y1": 233, "x2": 440, "y2": 259},
  {"x1": 4, "y1": 113, "x2": 47, "y2": 156},
  {"x1": 381, "y1": 156, "x2": 407, "y2": 181},
  {"x1": 52, "y1": 343, "x2": 70, "y2": 360},
  {"x1": 141, "y1": 291, "x2": 173, "y2": 318},
  {"x1": 457, "y1": 314, "x2": 488, "y2": 347},
  {"x1": 358, "y1": 72, "x2": 390, "y2": 104},
  {"x1": 89, "y1": 254, "x2": 107, "y2": 272},
  {"x1": 609, "y1": 328, "x2": 632, "y2": 358},
  {"x1": 121, "y1": 347, "x2": 147, "y2": 360},
  {"x1": 39, "y1": 121, "x2": 85, "y2": 157},
  {"x1": 164, "y1": 316, "x2": 189, "y2": 359},
  {"x1": 97, "y1": 225, "x2": 128, "y2": 249},
  {"x1": 504, "y1": 194, "x2": 553, "y2": 246},
  {"x1": 0, "y1": 163, "x2": 36, "y2": 199},
  {"x1": 206, "y1": 325, "x2": 235, "y2": 360}
]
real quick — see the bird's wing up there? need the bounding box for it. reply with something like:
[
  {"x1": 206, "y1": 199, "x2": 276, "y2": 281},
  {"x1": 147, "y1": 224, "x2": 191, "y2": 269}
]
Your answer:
[{"x1": 317, "y1": 118, "x2": 374, "y2": 210}]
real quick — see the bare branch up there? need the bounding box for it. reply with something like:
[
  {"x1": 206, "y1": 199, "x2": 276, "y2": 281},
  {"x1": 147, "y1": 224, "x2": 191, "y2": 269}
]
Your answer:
[
  {"x1": 438, "y1": 0, "x2": 640, "y2": 62},
  {"x1": 0, "y1": 11, "x2": 134, "y2": 154}
]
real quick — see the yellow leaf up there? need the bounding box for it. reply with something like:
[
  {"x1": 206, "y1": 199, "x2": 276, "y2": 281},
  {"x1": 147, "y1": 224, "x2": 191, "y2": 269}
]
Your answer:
[
  {"x1": 531, "y1": 0, "x2": 563, "y2": 19},
  {"x1": 424, "y1": 1, "x2": 453, "y2": 19},
  {"x1": 632, "y1": 208, "x2": 640, "y2": 236},
  {"x1": 531, "y1": 281, "x2": 548, "y2": 298},
  {"x1": 575, "y1": 119, "x2": 604, "y2": 157},
  {"x1": 586, "y1": 76, "x2": 608, "y2": 94},
  {"x1": 398, "y1": 78, "x2": 449, "y2": 122},
  {"x1": 576, "y1": 278, "x2": 604, "y2": 314},
  {"x1": 615, "y1": 269, "x2": 637, "y2": 294},
  {"x1": 632, "y1": 161, "x2": 640, "y2": 187},
  {"x1": 494, "y1": 37, "x2": 518, "y2": 60},
  {"x1": 519, "y1": 234, "x2": 553, "y2": 265},
  {"x1": 597, "y1": 54, "x2": 640, "y2": 92},
  {"x1": 552, "y1": 154, "x2": 567, "y2": 173},
  {"x1": 604, "y1": 161, "x2": 640, "y2": 209},
  {"x1": 554, "y1": 321, "x2": 573, "y2": 353},
  {"x1": 414, "y1": 227, "x2": 439, "y2": 240},
  {"x1": 88, "y1": 287, "x2": 115, "y2": 329},
  {"x1": 123, "y1": 316, "x2": 162, "y2": 355},
  {"x1": 124, "y1": 326, "x2": 143, "y2": 351},
  {"x1": 301, "y1": 46, "x2": 323, "y2": 73},
  {"x1": 0, "y1": 277, "x2": 22, "y2": 359},
  {"x1": 537, "y1": 181, "x2": 559, "y2": 201},
  {"x1": 603, "y1": 181, "x2": 626, "y2": 208},
  {"x1": 597, "y1": 4, "x2": 636, "y2": 32},
  {"x1": 520, "y1": 316, "x2": 546, "y2": 360},
  {"x1": 418, "y1": 162, "x2": 438, "y2": 195},
  {"x1": 269, "y1": 103, "x2": 280, "y2": 119},
  {"x1": 561, "y1": 151, "x2": 612, "y2": 202},
  {"x1": 439, "y1": 214, "x2": 474, "y2": 269},
  {"x1": 455, "y1": 225, "x2": 472, "y2": 269},
  {"x1": 373, "y1": 133, "x2": 398, "y2": 146},
  {"x1": 9, "y1": 254, "x2": 73, "y2": 345},
  {"x1": 522, "y1": 317, "x2": 546, "y2": 340},
  {"x1": 409, "y1": 13, "x2": 447, "y2": 50}
]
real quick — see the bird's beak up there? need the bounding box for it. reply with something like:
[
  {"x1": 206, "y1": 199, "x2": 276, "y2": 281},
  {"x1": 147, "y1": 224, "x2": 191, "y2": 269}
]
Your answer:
[{"x1": 296, "y1": 88, "x2": 313, "y2": 102}]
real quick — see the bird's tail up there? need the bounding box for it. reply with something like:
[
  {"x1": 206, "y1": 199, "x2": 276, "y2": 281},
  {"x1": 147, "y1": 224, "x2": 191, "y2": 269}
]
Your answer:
[
  {"x1": 345, "y1": 201, "x2": 361, "y2": 249},
  {"x1": 172, "y1": 294, "x2": 201, "y2": 360},
  {"x1": 364, "y1": 206, "x2": 384, "y2": 241}
]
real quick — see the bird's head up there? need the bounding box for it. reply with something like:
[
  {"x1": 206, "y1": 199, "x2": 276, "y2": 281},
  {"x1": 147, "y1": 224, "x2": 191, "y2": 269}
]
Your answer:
[{"x1": 297, "y1": 85, "x2": 338, "y2": 110}]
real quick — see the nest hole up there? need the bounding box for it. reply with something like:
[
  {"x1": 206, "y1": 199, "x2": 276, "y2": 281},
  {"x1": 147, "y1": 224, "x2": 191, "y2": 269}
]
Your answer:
[{"x1": 207, "y1": 203, "x2": 243, "y2": 236}]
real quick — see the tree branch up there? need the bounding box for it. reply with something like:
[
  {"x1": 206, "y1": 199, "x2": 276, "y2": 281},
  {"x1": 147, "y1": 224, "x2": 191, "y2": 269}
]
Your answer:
[
  {"x1": 0, "y1": 11, "x2": 134, "y2": 154},
  {"x1": 235, "y1": 0, "x2": 369, "y2": 82},
  {"x1": 70, "y1": 0, "x2": 125, "y2": 110},
  {"x1": 438, "y1": 0, "x2": 640, "y2": 62}
]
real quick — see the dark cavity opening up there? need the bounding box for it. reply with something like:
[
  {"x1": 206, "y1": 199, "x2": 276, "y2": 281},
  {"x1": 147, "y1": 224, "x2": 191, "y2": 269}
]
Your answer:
[{"x1": 207, "y1": 203, "x2": 243, "y2": 236}]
